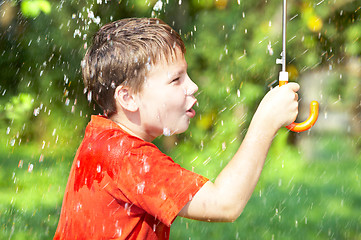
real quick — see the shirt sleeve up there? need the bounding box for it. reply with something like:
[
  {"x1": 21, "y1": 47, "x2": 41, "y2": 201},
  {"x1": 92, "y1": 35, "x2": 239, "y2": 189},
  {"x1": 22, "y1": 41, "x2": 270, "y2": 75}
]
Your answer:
[{"x1": 113, "y1": 140, "x2": 208, "y2": 226}]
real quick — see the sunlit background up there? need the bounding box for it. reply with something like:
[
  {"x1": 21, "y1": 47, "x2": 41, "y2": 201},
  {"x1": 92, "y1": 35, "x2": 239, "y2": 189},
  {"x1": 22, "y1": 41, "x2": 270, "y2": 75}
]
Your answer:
[{"x1": 1, "y1": 0, "x2": 360, "y2": 239}]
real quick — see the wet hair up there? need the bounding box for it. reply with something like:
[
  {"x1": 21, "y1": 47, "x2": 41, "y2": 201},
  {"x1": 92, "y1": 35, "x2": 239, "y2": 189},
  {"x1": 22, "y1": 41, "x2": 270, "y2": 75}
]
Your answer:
[{"x1": 81, "y1": 18, "x2": 186, "y2": 116}]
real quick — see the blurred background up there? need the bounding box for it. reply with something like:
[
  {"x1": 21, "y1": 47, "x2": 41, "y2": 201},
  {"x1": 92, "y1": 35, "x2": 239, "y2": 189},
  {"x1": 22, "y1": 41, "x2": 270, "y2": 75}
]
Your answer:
[{"x1": 0, "y1": 0, "x2": 360, "y2": 239}]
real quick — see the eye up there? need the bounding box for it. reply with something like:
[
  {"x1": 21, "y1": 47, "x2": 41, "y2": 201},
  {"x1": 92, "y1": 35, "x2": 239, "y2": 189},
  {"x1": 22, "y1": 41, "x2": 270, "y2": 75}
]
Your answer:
[{"x1": 171, "y1": 77, "x2": 180, "y2": 84}]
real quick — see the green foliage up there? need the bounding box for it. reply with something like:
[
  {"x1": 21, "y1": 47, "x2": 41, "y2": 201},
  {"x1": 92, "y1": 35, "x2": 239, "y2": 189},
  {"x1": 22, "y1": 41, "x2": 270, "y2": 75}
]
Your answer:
[
  {"x1": 0, "y1": 93, "x2": 34, "y2": 145},
  {"x1": 2, "y1": 93, "x2": 34, "y2": 121},
  {"x1": 21, "y1": 0, "x2": 51, "y2": 18}
]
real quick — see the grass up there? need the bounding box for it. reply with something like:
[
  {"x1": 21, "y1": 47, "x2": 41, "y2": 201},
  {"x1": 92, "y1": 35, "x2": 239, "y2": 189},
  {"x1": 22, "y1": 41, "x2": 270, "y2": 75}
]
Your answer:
[
  {"x1": 0, "y1": 142, "x2": 73, "y2": 240},
  {"x1": 0, "y1": 131, "x2": 360, "y2": 239},
  {"x1": 171, "y1": 132, "x2": 361, "y2": 239}
]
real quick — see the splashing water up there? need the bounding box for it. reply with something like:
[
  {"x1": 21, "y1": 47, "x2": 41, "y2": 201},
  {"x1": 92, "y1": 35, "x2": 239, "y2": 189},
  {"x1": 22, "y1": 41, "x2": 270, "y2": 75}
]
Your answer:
[
  {"x1": 136, "y1": 181, "x2": 145, "y2": 194},
  {"x1": 153, "y1": 0, "x2": 163, "y2": 12},
  {"x1": 163, "y1": 127, "x2": 171, "y2": 136}
]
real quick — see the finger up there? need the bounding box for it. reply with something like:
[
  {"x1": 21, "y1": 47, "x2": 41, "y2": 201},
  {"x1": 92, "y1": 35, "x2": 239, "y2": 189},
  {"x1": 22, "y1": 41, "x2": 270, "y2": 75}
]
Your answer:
[{"x1": 287, "y1": 82, "x2": 300, "y2": 92}]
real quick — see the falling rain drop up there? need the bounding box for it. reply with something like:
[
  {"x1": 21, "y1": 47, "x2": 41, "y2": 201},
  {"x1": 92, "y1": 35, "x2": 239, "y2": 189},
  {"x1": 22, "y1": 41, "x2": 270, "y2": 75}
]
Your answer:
[
  {"x1": 34, "y1": 108, "x2": 40, "y2": 116},
  {"x1": 87, "y1": 91, "x2": 92, "y2": 102},
  {"x1": 153, "y1": 0, "x2": 163, "y2": 11},
  {"x1": 28, "y1": 164, "x2": 34, "y2": 173},
  {"x1": 18, "y1": 160, "x2": 23, "y2": 168}
]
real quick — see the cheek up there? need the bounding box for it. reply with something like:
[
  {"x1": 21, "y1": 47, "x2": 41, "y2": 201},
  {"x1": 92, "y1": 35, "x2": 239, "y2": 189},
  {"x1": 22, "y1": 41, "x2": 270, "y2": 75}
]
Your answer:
[
  {"x1": 141, "y1": 87, "x2": 186, "y2": 119},
  {"x1": 165, "y1": 88, "x2": 187, "y2": 106}
]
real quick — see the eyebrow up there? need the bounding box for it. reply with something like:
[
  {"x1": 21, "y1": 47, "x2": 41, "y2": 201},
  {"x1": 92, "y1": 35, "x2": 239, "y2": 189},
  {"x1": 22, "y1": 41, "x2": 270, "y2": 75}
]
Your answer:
[{"x1": 170, "y1": 64, "x2": 188, "y2": 79}]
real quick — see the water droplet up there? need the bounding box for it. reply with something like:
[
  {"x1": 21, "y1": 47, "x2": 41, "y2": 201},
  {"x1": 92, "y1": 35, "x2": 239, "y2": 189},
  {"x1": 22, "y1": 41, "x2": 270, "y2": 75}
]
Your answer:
[
  {"x1": 153, "y1": 0, "x2": 163, "y2": 11},
  {"x1": 267, "y1": 41, "x2": 274, "y2": 55},
  {"x1": 76, "y1": 202, "x2": 82, "y2": 211},
  {"x1": 97, "y1": 164, "x2": 101, "y2": 173},
  {"x1": 28, "y1": 164, "x2": 34, "y2": 173},
  {"x1": 34, "y1": 108, "x2": 40, "y2": 116},
  {"x1": 136, "y1": 181, "x2": 145, "y2": 194},
  {"x1": 144, "y1": 161, "x2": 150, "y2": 173},
  {"x1": 93, "y1": 16, "x2": 101, "y2": 25},
  {"x1": 87, "y1": 91, "x2": 92, "y2": 102},
  {"x1": 163, "y1": 128, "x2": 171, "y2": 136},
  {"x1": 87, "y1": 11, "x2": 94, "y2": 19},
  {"x1": 115, "y1": 228, "x2": 122, "y2": 237},
  {"x1": 161, "y1": 190, "x2": 167, "y2": 200},
  {"x1": 18, "y1": 160, "x2": 23, "y2": 168},
  {"x1": 74, "y1": 29, "x2": 81, "y2": 38},
  {"x1": 222, "y1": 142, "x2": 226, "y2": 151}
]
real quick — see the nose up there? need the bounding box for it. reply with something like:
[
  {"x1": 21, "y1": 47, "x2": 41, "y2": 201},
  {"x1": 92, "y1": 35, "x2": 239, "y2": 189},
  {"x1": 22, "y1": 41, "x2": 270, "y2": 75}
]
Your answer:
[{"x1": 185, "y1": 74, "x2": 198, "y2": 96}]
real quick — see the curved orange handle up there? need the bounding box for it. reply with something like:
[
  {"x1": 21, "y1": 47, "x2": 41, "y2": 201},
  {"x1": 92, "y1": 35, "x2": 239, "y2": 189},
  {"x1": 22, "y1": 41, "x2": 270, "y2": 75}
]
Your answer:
[
  {"x1": 279, "y1": 81, "x2": 319, "y2": 132},
  {"x1": 286, "y1": 101, "x2": 319, "y2": 132}
]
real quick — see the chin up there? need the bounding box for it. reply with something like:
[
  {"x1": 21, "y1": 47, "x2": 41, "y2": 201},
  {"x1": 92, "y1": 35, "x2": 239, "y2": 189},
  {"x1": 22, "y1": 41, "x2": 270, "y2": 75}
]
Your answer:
[
  {"x1": 163, "y1": 119, "x2": 191, "y2": 136},
  {"x1": 174, "y1": 123, "x2": 190, "y2": 134}
]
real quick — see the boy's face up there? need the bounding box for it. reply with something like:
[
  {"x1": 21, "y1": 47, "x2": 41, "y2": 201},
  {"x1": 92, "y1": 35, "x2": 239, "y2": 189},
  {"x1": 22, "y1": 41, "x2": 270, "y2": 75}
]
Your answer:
[{"x1": 135, "y1": 50, "x2": 198, "y2": 140}]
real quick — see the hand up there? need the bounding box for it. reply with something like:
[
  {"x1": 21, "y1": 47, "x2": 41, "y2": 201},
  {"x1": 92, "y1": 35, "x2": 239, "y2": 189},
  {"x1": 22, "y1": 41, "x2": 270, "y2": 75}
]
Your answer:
[{"x1": 254, "y1": 83, "x2": 300, "y2": 131}]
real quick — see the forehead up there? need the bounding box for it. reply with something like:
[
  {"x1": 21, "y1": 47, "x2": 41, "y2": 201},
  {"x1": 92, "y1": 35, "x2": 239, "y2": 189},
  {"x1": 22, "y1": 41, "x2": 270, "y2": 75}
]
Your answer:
[{"x1": 147, "y1": 51, "x2": 187, "y2": 80}]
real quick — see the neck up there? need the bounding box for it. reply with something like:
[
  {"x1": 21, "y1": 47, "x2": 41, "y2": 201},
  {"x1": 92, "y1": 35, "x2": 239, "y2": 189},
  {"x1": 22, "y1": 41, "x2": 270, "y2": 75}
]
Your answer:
[{"x1": 109, "y1": 113, "x2": 154, "y2": 142}]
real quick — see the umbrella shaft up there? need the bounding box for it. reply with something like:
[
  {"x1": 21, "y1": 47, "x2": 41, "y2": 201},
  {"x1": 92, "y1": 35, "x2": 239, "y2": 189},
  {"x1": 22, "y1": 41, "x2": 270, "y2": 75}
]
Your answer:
[{"x1": 282, "y1": 0, "x2": 287, "y2": 72}]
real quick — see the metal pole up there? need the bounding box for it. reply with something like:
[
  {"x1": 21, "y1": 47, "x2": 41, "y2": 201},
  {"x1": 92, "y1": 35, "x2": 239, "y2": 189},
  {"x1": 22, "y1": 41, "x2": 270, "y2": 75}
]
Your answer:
[{"x1": 282, "y1": 0, "x2": 287, "y2": 72}]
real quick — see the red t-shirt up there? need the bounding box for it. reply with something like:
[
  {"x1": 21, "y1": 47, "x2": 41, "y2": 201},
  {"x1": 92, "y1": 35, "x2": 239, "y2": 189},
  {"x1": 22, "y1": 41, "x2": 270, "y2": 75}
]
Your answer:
[{"x1": 54, "y1": 115, "x2": 208, "y2": 240}]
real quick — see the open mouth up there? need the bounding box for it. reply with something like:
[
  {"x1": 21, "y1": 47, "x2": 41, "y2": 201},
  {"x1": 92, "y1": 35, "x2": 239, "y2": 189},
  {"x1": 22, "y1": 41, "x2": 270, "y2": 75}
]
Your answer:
[
  {"x1": 186, "y1": 100, "x2": 197, "y2": 118},
  {"x1": 186, "y1": 108, "x2": 196, "y2": 118}
]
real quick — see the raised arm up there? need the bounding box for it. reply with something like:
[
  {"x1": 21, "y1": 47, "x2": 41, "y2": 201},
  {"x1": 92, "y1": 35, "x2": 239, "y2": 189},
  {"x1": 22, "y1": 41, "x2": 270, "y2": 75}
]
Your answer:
[{"x1": 178, "y1": 83, "x2": 300, "y2": 222}]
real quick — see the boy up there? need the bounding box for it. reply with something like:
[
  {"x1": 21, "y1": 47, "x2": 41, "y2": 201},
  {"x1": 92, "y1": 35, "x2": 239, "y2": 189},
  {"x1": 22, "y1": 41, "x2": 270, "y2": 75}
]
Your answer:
[{"x1": 54, "y1": 18, "x2": 299, "y2": 240}]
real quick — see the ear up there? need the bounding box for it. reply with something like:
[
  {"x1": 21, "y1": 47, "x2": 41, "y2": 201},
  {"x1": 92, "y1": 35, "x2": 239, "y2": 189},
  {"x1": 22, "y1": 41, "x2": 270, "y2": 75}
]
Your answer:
[{"x1": 114, "y1": 85, "x2": 138, "y2": 112}]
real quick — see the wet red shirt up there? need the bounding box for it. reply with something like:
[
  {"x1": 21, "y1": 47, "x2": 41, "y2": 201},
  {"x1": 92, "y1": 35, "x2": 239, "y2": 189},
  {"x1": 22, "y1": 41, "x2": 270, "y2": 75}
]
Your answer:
[{"x1": 54, "y1": 115, "x2": 208, "y2": 240}]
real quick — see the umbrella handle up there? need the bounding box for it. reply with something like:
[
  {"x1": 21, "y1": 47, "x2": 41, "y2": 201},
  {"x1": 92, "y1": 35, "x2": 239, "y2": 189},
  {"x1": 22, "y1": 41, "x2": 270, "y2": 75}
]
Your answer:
[{"x1": 279, "y1": 78, "x2": 319, "y2": 132}]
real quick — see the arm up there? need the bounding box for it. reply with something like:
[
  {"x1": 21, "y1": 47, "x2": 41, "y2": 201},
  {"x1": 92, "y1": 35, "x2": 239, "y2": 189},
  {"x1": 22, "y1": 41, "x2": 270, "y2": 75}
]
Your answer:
[{"x1": 178, "y1": 83, "x2": 300, "y2": 222}]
